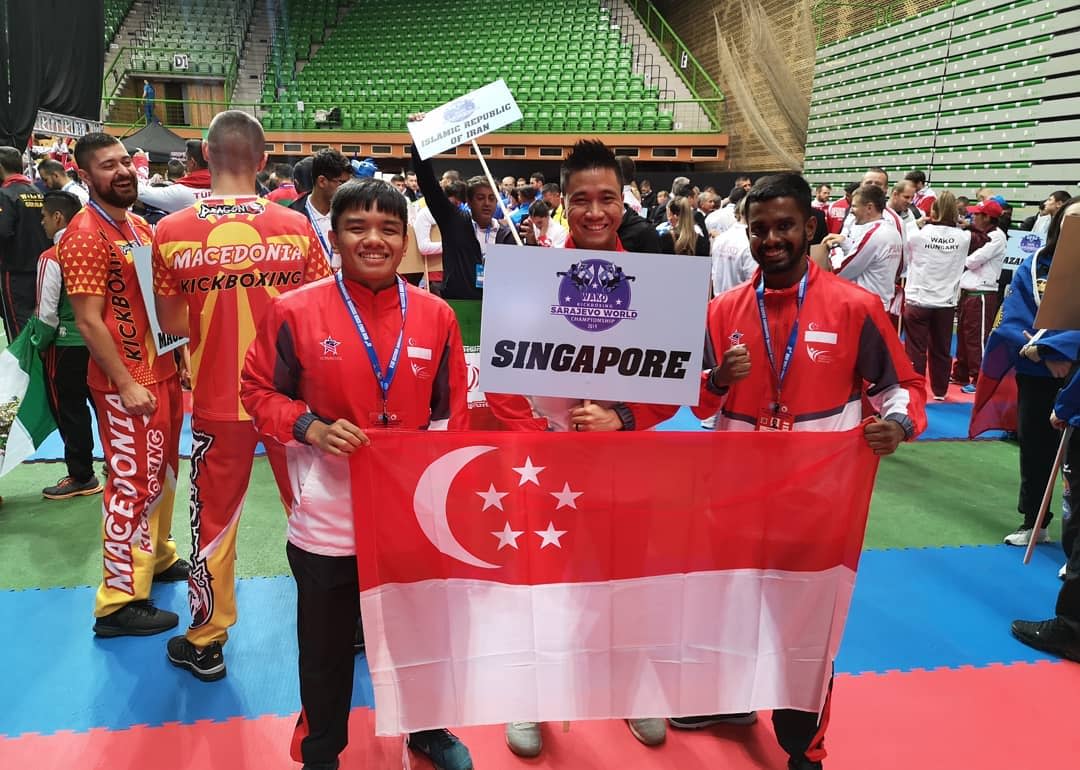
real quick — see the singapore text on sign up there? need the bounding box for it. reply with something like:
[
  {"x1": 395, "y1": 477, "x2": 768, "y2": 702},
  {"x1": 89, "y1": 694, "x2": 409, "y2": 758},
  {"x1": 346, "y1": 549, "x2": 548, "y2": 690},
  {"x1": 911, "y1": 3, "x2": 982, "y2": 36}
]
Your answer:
[
  {"x1": 478, "y1": 245, "x2": 710, "y2": 405},
  {"x1": 407, "y1": 80, "x2": 523, "y2": 160}
]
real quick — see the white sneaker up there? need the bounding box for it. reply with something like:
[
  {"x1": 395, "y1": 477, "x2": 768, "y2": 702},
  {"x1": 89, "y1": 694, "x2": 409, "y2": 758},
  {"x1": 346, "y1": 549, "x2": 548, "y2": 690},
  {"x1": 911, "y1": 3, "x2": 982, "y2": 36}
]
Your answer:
[
  {"x1": 1003, "y1": 527, "x2": 1050, "y2": 546},
  {"x1": 505, "y1": 721, "x2": 542, "y2": 757},
  {"x1": 1061, "y1": 563, "x2": 1068, "y2": 580},
  {"x1": 700, "y1": 414, "x2": 717, "y2": 430}
]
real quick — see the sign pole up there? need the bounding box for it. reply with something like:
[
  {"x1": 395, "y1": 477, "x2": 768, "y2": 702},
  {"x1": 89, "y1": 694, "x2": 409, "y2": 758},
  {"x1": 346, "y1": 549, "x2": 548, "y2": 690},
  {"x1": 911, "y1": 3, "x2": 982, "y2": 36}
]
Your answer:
[
  {"x1": 1024, "y1": 426, "x2": 1072, "y2": 565},
  {"x1": 471, "y1": 139, "x2": 523, "y2": 247}
]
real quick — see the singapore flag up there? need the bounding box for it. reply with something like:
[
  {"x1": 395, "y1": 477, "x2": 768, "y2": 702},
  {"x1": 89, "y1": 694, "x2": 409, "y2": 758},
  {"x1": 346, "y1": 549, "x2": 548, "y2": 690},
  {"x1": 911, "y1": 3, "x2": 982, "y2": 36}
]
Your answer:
[{"x1": 350, "y1": 429, "x2": 879, "y2": 736}]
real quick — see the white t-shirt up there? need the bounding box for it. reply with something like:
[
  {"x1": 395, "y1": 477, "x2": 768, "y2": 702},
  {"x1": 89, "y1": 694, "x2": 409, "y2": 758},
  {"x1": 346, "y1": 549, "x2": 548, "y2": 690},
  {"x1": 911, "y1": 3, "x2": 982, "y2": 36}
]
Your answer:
[
  {"x1": 710, "y1": 223, "x2": 755, "y2": 295},
  {"x1": 904, "y1": 224, "x2": 971, "y2": 308},
  {"x1": 959, "y1": 228, "x2": 1006, "y2": 292},
  {"x1": 706, "y1": 205, "x2": 736, "y2": 238},
  {"x1": 623, "y1": 185, "x2": 642, "y2": 215}
]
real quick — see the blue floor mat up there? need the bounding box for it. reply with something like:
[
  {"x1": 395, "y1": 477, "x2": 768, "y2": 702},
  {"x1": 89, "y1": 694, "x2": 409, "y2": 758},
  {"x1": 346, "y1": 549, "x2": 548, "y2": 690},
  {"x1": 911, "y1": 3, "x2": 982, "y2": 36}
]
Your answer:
[{"x1": 0, "y1": 544, "x2": 1066, "y2": 737}]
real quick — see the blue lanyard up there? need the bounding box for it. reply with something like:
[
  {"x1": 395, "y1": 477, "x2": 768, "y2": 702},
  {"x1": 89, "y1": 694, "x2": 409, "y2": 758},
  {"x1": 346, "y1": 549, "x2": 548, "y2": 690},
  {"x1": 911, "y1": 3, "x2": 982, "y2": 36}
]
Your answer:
[
  {"x1": 334, "y1": 272, "x2": 407, "y2": 421},
  {"x1": 755, "y1": 269, "x2": 808, "y2": 408},
  {"x1": 305, "y1": 197, "x2": 333, "y2": 260},
  {"x1": 473, "y1": 220, "x2": 493, "y2": 246},
  {"x1": 88, "y1": 200, "x2": 142, "y2": 246}
]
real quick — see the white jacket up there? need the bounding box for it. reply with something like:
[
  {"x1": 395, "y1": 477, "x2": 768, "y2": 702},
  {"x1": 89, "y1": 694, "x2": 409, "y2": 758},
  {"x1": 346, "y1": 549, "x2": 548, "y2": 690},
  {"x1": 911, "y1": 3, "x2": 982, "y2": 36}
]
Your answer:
[
  {"x1": 959, "y1": 228, "x2": 1006, "y2": 292},
  {"x1": 905, "y1": 224, "x2": 971, "y2": 308},
  {"x1": 710, "y1": 223, "x2": 755, "y2": 295},
  {"x1": 832, "y1": 217, "x2": 903, "y2": 310}
]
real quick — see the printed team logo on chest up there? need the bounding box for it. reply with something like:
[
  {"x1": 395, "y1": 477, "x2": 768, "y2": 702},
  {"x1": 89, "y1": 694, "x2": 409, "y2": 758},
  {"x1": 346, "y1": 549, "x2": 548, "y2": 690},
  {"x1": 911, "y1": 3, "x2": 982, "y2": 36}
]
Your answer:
[
  {"x1": 804, "y1": 322, "x2": 837, "y2": 364},
  {"x1": 407, "y1": 338, "x2": 432, "y2": 379},
  {"x1": 320, "y1": 336, "x2": 341, "y2": 359}
]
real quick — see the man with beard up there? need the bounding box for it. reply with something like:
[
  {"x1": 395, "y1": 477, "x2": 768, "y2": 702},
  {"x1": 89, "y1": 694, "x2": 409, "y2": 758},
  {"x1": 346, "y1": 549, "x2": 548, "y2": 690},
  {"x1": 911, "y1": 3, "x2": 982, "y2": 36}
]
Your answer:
[
  {"x1": 152, "y1": 111, "x2": 331, "y2": 682},
  {"x1": 58, "y1": 133, "x2": 189, "y2": 637},
  {"x1": 680, "y1": 173, "x2": 925, "y2": 770},
  {"x1": 0, "y1": 146, "x2": 50, "y2": 340}
]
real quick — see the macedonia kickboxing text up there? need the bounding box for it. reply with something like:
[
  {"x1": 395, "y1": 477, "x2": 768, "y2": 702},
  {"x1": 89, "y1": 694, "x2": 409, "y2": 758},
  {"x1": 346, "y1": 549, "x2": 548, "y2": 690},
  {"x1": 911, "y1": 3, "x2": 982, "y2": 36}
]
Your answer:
[{"x1": 490, "y1": 341, "x2": 691, "y2": 379}]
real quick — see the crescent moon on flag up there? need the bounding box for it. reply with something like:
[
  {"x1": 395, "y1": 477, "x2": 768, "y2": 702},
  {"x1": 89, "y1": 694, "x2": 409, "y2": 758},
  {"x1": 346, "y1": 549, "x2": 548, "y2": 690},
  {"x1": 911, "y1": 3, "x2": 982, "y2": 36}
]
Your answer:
[{"x1": 413, "y1": 445, "x2": 500, "y2": 569}]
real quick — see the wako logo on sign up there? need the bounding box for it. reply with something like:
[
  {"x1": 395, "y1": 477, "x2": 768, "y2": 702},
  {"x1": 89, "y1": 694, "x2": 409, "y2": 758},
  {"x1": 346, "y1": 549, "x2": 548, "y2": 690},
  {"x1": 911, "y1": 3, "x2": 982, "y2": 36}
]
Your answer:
[
  {"x1": 1021, "y1": 234, "x2": 1043, "y2": 254},
  {"x1": 550, "y1": 259, "x2": 638, "y2": 332}
]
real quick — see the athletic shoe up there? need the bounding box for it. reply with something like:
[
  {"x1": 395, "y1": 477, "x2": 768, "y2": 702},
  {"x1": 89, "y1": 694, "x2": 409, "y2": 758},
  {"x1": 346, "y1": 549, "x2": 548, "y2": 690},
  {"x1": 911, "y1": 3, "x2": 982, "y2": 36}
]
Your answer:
[
  {"x1": 700, "y1": 415, "x2": 717, "y2": 430},
  {"x1": 166, "y1": 635, "x2": 227, "y2": 682},
  {"x1": 1061, "y1": 563, "x2": 1068, "y2": 580},
  {"x1": 1011, "y1": 617, "x2": 1080, "y2": 662},
  {"x1": 407, "y1": 729, "x2": 473, "y2": 770},
  {"x1": 626, "y1": 718, "x2": 666, "y2": 745},
  {"x1": 932, "y1": 395, "x2": 946, "y2": 401},
  {"x1": 93, "y1": 600, "x2": 179, "y2": 637},
  {"x1": 1003, "y1": 526, "x2": 1050, "y2": 546},
  {"x1": 961, "y1": 383, "x2": 977, "y2": 394},
  {"x1": 43, "y1": 475, "x2": 103, "y2": 500},
  {"x1": 669, "y1": 712, "x2": 758, "y2": 729},
  {"x1": 505, "y1": 721, "x2": 542, "y2": 757},
  {"x1": 153, "y1": 559, "x2": 190, "y2": 583}
]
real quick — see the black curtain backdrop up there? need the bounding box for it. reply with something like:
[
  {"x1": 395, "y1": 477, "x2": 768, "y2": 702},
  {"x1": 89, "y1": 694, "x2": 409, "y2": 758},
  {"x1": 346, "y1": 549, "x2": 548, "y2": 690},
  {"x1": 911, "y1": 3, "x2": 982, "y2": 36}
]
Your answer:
[{"x1": 0, "y1": 0, "x2": 104, "y2": 147}]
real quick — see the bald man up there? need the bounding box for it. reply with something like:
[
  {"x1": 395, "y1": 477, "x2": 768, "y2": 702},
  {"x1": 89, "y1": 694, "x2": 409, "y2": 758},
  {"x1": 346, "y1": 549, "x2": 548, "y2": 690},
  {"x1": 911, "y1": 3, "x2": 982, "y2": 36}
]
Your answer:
[{"x1": 152, "y1": 110, "x2": 331, "y2": 680}]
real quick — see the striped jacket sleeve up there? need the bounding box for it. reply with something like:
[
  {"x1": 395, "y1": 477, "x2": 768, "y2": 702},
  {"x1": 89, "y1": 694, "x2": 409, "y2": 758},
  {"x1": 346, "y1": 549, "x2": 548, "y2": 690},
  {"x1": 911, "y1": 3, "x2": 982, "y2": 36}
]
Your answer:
[
  {"x1": 240, "y1": 297, "x2": 311, "y2": 445},
  {"x1": 857, "y1": 299, "x2": 927, "y2": 439}
]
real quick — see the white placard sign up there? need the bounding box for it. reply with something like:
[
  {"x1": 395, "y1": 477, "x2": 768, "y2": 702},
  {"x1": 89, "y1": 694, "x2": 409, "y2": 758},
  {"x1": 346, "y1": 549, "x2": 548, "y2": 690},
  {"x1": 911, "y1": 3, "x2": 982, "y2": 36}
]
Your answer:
[
  {"x1": 479, "y1": 245, "x2": 710, "y2": 405},
  {"x1": 132, "y1": 245, "x2": 189, "y2": 355},
  {"x1": 408, "y1": 80, "x2": 522, "y2": 161},
  {"x1": 1003, "y1": 230, "x2": 1044, "y2": 269}
]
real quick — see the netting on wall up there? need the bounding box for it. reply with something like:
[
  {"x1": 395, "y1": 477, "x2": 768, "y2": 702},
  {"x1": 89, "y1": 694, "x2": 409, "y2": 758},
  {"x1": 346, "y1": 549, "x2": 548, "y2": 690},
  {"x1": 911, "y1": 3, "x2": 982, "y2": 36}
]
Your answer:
[
  {"x1": 714, "y1": 0, "x2": 814, "y2": 170},
  {"x1": 811, "y1": 0, "x2": 952, "y2": 47}
]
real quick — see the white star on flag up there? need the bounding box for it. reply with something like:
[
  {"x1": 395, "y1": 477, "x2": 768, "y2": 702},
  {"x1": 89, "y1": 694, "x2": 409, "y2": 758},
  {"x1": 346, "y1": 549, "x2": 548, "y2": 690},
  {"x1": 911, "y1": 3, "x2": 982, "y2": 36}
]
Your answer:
[
  {"x1": 476, "y1": 483, "x2": 509, "y2": 511},
  {"x1": 535, "y1": 521, "x2": 567, "y2": 548},
  {"x1": 550, "y1": 482, "x2": 583, "y2": 510},
  {"x1": 512, "y1": 456, "x2": 545, "y2": 486},
  {"x1": 491, "y1": 522, "x2": 525, "y2": 550}
]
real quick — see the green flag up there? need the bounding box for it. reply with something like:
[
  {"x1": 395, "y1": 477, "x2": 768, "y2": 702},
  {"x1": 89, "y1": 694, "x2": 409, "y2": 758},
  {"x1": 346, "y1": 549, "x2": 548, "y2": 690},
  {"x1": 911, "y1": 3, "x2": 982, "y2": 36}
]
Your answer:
[{"x1": 0, "y1": 326, "x2": 57, "y2": 476}]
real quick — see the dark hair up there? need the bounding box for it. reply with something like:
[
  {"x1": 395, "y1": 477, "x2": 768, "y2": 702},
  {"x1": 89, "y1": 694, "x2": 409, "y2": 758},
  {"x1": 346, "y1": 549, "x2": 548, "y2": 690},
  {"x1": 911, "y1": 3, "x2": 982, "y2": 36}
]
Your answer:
[
  {"x1": 528, "y1": 200, "x2": 550, "y2": 218},
  {"x1": 1042, "y1": 195, "x2": 1080, "y2": 260},
  {"x1": 444, "y1": 180, "x2": 467, "y2": 202},
  {"x1": 541, "y1": 182, "x2": 561, "y2": 195},
  {"x1": 854, "y1": 183, "x2": 887, "y2": 212},
  {"x1": 42, "y1": 190, "x2": 82, "y2": 222},
  {"x1": 735, "y1": 175, "x2": 751, "y2": 184},
  {"x1": 904, "y1": 170, "x2": 926, "y2": 185},
  {"x1": 38, "y1": 159, "x2": 65, "y2": 177},
  {"x1": 529, "y1": 171, "x2": 545, "y2": 184},
  {"x1": 744, "y1": 173, "x2": 812, "y2": 219},
  {"x1": 561, "y1": 139, "x2": 622, "y2": 193},
  {"x1": 615, "y1": 155, "x2": 636, "y2": 184},
  {"x1": 466, "y1": 175, "x2": 494, "y2": 201},
  {"x1": 185, "y1": 139, "x2": 208, "y2": 169},
  {"x1": 1050, "y1": 190, "x2": 1072, "y2": 205},
  {"x1": 0, "y1": 146, "x2": 23, "y2": 174},
  {"x1": 516, "y1": 184, "x2": 537, "y2": 203},
  {"x1": 274, "y1": 162, "x2": 293, "y2": 180},
  {"x1": 728, "y1": 186, "x2": 748, "y2": 206},
  {"x1": 330, "y1": 179, "x2": 407, "y2": 232},
  {"x1": 390, "y1": 174, "x2": 405, "y2": 184},
  {"x1": 816, "y1": 183, "x2": 831, "y2": 193},
  {"x1": 292, "y1": 156, "x2": 314, "y2": 194},
  {"x1": 312, "y1": 148, "x2": 351, "y2": 183},
  {"x1": 844, "y1": 180, "x2": 860, "y2": 196},
  {"x1": 166, "y1": 159, "x2": 185, "y2": 180},
  {"x1": 73, "y1": 133, "x2": 122, "y2": 171}
]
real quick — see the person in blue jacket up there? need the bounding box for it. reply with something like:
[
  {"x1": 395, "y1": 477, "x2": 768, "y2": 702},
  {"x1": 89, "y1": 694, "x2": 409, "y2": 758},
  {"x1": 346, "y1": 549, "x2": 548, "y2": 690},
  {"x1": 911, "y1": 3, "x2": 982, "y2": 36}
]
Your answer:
[{"x1": 1012, "y1": 368, "x2": 1080, "y2": 662}]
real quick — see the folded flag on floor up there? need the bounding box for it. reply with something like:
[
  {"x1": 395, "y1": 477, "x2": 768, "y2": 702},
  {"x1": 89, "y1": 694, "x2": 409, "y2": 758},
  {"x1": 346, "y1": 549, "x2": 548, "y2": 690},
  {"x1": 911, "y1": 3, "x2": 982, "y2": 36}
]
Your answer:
[
  {"x1": 351, "y1": 428, "x2": 880, "y2": 736},
  {"x1": 0, "y1": 326, "x2": 57, "y2": 476}
]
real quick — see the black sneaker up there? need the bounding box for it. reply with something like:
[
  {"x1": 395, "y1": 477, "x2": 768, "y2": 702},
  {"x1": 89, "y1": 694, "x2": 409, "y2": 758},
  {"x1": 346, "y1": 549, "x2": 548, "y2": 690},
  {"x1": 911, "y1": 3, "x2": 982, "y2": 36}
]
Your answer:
[
  {"x1": 408, "y1": 729, "x2": 474, "y2": 770},
  {"x1": 669, "y1": 712, "x2": 758, "y2": 729},
  {"x1": 167, "y1": 635, "x2": 227, "y2": 681},
  {"x1": 153, "y1": 559, "x2": 191, "y2": 583},
  {"x1": 93, "y1": 600, "x2": 179, "y2": 637},
  {"x1": 1011, "y1": 617, "x2": 1080, "y2": 662},
  {"x1": 43, "y1": 475, "x2": 103, "y2": 500}
]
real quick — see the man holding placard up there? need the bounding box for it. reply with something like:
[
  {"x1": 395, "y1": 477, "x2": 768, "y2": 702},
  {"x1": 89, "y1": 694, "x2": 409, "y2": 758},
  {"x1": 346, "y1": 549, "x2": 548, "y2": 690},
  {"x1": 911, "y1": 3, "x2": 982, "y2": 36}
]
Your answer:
[{"x1": 58, "y1": 133, "x2": 188, "y2": 638}]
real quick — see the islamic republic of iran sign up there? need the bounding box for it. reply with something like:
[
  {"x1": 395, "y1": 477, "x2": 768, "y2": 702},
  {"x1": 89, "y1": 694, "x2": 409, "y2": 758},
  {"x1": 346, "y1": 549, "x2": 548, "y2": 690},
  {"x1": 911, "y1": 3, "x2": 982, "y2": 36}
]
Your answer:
[{"x1": 478, "y1": 245, "x2": 710, "y2": 405}]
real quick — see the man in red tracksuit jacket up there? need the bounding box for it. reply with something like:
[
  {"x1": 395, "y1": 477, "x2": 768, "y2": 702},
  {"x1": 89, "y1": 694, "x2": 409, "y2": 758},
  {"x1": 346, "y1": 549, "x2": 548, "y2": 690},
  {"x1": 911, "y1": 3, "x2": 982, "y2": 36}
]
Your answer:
[
  {"x1": 489, "y1": 140, "x2": 676, "y2": 759},
  {"x1": 675, "y1": 173, "x2": 926, "y2": 770},
  {"x1": 240, "y1": 180, "x2": 474, "y2": 770}
]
